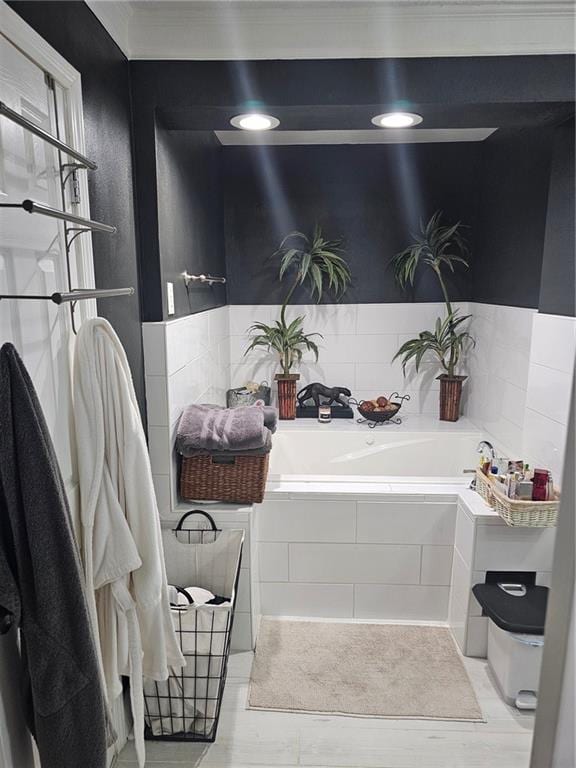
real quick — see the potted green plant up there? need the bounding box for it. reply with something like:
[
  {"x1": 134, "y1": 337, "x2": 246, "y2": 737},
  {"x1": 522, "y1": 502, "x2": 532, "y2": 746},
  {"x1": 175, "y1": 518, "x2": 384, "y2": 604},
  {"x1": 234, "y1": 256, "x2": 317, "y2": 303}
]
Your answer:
[
  {"x1": 245, "y1": 225, "x2": 351, "y2": 419},
  {"x1": 391, "y1": 211, "x2": 475, "y2": 421}
]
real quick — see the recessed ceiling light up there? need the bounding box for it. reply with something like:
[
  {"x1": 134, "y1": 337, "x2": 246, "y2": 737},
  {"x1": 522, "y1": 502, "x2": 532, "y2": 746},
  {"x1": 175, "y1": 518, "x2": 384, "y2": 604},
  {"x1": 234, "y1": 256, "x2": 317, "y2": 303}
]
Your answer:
[
  {"x1": 230, "y1": 113, "x2": 280, "y2": 131},
  {"x1": 371, "y1": 112, "x2": 423, "y2": 128}
]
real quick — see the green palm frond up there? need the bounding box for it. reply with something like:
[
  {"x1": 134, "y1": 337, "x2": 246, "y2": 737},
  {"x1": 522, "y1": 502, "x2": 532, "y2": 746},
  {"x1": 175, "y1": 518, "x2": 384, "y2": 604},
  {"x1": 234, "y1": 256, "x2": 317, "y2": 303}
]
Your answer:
[
  {"x1": 392, "y1": 310, "x2": 475, "y2": 378},
  {"x1": 390, "y1": 211, "x2": 469, "y2": 296},
  {"x1": 245, "y1": 316, "x2": 322, "y2": 375},
  {"x1": 273, "y1": 224, "x2": 352, "y2": 304}
]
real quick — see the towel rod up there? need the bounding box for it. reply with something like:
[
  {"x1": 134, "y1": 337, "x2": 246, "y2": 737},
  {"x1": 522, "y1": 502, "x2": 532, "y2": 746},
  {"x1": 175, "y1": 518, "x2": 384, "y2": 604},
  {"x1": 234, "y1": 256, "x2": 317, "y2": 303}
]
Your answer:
[
  {"x1": 0, "y1": 199, "x2": 116, "y2": 233},
  {"x1": 0, "y1": 288, "x2": 134, "y2": 304},
  {"x1": 0, "y1": 101, "x2": 97, "y2": 170},
  {"x1": 183, "y1": 271, "x2": 226, "y2": 286}
]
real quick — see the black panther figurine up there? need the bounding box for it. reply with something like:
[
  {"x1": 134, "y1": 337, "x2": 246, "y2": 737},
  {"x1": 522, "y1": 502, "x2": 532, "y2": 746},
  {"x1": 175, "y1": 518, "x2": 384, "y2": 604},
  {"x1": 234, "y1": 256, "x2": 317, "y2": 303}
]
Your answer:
[{"x1": 297, "y1": 382, "x2": 351, "y2": 409}]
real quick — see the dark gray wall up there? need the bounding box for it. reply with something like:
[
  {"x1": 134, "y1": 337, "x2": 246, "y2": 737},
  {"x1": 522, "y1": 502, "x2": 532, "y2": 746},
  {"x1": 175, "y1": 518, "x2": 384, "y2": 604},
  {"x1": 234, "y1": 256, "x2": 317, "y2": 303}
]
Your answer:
[
  {"x1": 472, "y1": 121, "x2": 576, "y2": 317},
  {"x1": 130, "y1": 55, "x2": 574, "y2": 321},
  {"x1": 156, "y1": 129, "x2": 226, "y2": 318},
  {"x1": 8, "y1": 1, "x2": 146, "y2": 413},
  {"x1": 539, "y1": 119, "x2": 575, "y2": 317},
  {"x1": 222, "y1": 142, "x2": 481, "y2": 304},
  {"x1": 472, "y1": 128, "x2": 555, "y2": 309}
]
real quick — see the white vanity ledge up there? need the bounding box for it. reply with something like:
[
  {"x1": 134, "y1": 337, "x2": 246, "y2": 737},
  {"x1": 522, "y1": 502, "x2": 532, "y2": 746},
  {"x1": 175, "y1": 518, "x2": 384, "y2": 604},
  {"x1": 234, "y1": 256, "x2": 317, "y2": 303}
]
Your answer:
[
  {"x1": 161, "y1": 500, "x2": 254, "y2": 524},
  {"x1": 265, "y1": 476, "x2": 499, "y2": 522},
  {"x1": 275, "y1": 413, "x2": 481, "y2": 434}
]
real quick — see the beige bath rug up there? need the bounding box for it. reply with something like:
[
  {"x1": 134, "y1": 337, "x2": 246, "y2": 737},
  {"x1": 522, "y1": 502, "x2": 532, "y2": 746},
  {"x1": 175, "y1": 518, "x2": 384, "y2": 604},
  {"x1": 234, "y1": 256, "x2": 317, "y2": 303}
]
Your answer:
[{"x1": 248, "y1": 618, "x2": 483, "y2": 721}]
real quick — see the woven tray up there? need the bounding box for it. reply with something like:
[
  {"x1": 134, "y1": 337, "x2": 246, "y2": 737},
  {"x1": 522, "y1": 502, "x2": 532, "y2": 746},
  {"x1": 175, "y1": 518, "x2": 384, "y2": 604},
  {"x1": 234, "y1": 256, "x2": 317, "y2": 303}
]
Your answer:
[
  {"x1": 475, "y1": 470, "x2": 558, "y2": 528},
  {"x1": 181, "y1": 453, "x2": 269, "y2": 504}
]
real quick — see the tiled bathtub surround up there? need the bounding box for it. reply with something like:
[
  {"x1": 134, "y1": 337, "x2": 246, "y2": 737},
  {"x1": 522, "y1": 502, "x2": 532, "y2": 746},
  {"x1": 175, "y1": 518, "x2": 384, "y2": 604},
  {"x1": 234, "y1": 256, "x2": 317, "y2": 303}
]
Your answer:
[
  {"x1": 524, "y1": 312, "x2": 576, "y2": 483},
  {"x1": 142, "y1": 302, "x2": 575, "y2": 512},
  {"x1": 254, "y1": 482, "x2": 555, "y2": 655},
  {"x1": 467, "y1": 304, "x2": 575, "y2": 483},
  {"x1": 467, "y1": 303, "x2": 536, "y2": 456},
  {"x1": 254, "y1": 496, "x2": 457, "y2": 621},
  {"x1": 143, "y1": 306, "x2": 230, "y2": 514},
  {"x1": 229, "y1": 302, "x2": 470, "y2": 416}
]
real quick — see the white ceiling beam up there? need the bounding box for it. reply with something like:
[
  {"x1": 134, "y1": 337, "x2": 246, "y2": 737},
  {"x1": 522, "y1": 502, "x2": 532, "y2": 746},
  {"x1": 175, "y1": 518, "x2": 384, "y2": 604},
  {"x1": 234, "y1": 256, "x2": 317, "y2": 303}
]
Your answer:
[
  {"x1": 214, "y1": 128, "x2": 498, "y2": 145},
  {"x1": 86, "y1": 0, "x2": 134, "y2": 58},
  {"x1": 86, "y1": 1, "x2": 575, "y2": 61}
]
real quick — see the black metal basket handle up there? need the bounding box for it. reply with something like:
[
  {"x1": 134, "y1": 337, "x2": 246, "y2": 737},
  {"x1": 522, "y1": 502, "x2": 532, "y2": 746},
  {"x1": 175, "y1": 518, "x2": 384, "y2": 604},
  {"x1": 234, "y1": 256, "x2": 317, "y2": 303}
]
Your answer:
[
  {"x1": 174, "y1": 509, "x2": 218, "y2": 532},
  {"x1": 169, "y1": 585, "x2": 194, "y2": 606},
  {"x1": 389, "y1": 392, "x2": 411, "y2": 404}
]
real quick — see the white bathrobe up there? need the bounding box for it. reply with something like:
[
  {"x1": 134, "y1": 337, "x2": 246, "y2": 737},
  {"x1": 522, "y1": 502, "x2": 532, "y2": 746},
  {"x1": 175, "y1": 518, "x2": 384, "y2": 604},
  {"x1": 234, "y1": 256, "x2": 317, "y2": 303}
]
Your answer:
[{"x1": 73, "y1": 318, "x2": 184, "y2": 767}]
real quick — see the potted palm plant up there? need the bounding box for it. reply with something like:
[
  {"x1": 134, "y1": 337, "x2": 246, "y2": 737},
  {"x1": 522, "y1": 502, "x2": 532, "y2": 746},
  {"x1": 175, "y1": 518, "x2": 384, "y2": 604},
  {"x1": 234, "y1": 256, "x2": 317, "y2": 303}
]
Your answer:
[
  {"x1": 391, "y1": 211, "x2": 475, "y2": 421},
  {"x1": 245, "y1": 225, "x2": 351, "y2": 419}
]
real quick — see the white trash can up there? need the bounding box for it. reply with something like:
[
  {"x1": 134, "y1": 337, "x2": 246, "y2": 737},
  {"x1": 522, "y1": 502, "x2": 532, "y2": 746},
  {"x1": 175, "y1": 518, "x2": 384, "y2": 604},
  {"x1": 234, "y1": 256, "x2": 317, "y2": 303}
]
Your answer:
[
  {"x1": 473, "y1": 582, "x2": 548, "y2": 711},
  {"x1": 487, "y1": 620, "x2": 544, "y2": 709}
]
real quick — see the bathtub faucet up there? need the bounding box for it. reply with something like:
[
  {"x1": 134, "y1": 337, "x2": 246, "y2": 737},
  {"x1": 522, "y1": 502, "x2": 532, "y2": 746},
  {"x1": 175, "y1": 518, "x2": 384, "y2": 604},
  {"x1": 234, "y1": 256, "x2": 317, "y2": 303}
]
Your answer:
[
  {"x1": 472, "y1": 440, "x2": 496, "y2": 490},
  {"x1": 476, "y1": 440, "x2": 495, "y2": 461}
]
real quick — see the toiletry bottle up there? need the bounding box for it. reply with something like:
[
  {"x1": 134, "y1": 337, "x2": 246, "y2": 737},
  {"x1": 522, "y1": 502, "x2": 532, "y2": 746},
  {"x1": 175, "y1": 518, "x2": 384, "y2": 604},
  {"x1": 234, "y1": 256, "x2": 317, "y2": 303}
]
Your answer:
[
  {"x1": 516, "y1": 480, "x2": 533, "y2": 500},
  {"x1": 532, "y1": 469, "x2": 548, "y2": 501},
  {"x1": 506, "y1": 472, "x2": 518, "y2": 499},
  {"x1": 546, "y1": 472, "x2": 554, "y2": 501}
]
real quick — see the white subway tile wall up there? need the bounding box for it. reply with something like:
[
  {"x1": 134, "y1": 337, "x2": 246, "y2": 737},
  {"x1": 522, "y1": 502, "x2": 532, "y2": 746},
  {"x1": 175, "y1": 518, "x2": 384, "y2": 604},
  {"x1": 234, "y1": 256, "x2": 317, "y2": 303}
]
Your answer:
[
  {"x1": 354, "y1": 585, "x2": 450, "y2": 621},
  {"x1": 255, "y1": 498, "x2": 458, "y2": 621},
  {"x1": 421, "y1": 545, "x2": 454, "y2": 586},
  {"x1": 143, "y1": 306, "x2": 231, "y2": 512},
  {"x1": 467, "y1": 305, "x2": 575, "y2": 484},
  {"x1": 143, "y1": 303, "x2": 574, "y2": 511},
  {"x1": 228, "y1": 302, "x2": 469, "y2": 414},
  {"x1": 524, "y1": 312, "x2": 576, "y2": 483},
  {"x1": 467, "y1": 303, "x2": 536, "y2": 457},
  {"x1": 260, "y1": 583, "x2": 354, "y2": 618}
]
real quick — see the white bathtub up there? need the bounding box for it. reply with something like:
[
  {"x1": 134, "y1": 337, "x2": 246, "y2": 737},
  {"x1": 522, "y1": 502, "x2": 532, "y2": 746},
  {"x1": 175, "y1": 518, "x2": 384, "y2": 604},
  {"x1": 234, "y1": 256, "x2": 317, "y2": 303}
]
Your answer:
[
  {"x1": 253, "y1": 416, "x2": 552, "y2": 639},
  {"x1": 268, "y1": 417, "x2": 482, "y2": 479}
]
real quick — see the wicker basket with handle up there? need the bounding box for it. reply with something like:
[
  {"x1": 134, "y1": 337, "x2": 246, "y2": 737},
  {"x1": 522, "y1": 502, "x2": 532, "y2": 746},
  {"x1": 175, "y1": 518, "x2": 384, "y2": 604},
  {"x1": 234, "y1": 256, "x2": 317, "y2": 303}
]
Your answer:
[
  {"x1": 180, "y1": 453, "x2": 269, "y2": 504},
  {"x1": 475, "y1": 470, "x2": 558, "y2": 528}
]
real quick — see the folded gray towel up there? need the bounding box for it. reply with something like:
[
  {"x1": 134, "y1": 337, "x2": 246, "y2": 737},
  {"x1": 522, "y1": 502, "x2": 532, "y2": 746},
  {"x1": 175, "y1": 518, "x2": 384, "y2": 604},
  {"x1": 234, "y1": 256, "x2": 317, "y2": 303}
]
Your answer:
[
  {"x1": 176, "y1": 404, "x2": 276, "y2": 456},
  {"x1": 178, "y1": 431, "x2": 272, "y2": 459}
]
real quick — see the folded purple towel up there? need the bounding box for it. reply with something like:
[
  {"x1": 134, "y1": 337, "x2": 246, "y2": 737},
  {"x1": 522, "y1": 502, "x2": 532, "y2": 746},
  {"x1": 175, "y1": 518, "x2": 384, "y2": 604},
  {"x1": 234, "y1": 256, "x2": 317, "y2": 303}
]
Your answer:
[{"x1": 176, "y1": 404, "x2": 276, "y2": 456}]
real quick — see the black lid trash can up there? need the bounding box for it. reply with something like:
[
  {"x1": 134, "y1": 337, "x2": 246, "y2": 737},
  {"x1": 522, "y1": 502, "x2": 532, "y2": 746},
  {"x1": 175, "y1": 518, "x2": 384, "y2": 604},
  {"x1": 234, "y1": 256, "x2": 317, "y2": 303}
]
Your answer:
[{"x1": 472, "y1": 583, "x2": 548, "y2": 710}]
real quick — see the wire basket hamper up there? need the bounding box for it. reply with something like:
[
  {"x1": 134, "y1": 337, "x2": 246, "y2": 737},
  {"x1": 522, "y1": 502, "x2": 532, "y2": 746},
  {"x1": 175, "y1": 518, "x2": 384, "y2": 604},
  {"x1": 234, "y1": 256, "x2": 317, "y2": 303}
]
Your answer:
[
  {"x1": 144, "y1": 510, "x2": 244, "y2": 742},
  {"x1": 475, "y1": 470, "x2": 558, "y2": 528}
]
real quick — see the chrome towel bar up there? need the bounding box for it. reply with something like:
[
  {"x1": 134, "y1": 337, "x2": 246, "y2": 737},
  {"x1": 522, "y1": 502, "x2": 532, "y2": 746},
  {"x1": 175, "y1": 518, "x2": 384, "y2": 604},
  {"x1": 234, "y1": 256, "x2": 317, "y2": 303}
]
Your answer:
[
  {"x1": 183, "y1": 271, "x2": 226, "y2": 286},
  {"x1": 0, "y1": 101, "x2": 97, "y2": 170},
  {"x1": 0, "y1": 288, "x2": 134, "y2": 304},
  {"x1": 0, "y1": 199, "x2": 116, "y2": 233}
]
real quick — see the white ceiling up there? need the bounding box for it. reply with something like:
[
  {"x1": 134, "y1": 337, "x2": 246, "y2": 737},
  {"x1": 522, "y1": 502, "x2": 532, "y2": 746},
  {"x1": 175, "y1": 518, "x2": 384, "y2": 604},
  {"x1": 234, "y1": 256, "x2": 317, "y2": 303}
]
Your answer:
[
  {"x1": 215, "y1": 127, "x2": 497, "y2": 146},
  {"x1": 86, "y1": 0, "x2": 576, "y2": 61}
]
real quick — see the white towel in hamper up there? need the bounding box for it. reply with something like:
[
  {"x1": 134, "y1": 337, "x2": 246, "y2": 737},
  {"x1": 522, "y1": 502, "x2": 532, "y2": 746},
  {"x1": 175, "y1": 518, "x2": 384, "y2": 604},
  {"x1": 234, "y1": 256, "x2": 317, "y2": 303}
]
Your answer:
[
  {"x1": 144, "y1": 604, "x2": 230, "y2": 735},
  {"x1": 143, "y1": 674, "x2": 198, "y2": 736}
]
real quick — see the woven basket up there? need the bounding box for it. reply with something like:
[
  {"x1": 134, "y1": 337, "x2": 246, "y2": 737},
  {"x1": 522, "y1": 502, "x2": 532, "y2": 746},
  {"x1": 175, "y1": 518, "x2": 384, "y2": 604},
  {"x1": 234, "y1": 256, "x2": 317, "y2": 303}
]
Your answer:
[
  {"x1": 475, "y1": 470, "x2": 558, "y2": 528},
  {"x1": 180, "y1": 453, "x2": 270, "y2": 504}
]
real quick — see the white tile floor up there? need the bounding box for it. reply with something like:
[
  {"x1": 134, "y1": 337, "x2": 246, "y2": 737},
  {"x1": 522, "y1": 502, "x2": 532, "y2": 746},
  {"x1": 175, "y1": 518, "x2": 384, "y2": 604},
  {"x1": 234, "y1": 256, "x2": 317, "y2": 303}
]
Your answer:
[{"x1": 118, "y1": 648, "x2": 534, "y2": 768}]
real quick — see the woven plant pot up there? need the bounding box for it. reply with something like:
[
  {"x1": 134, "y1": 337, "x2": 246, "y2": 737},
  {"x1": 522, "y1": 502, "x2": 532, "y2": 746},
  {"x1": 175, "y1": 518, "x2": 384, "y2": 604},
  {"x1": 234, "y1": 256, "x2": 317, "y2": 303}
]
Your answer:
[
  {"x1": 437, "y1": 374, "x2": 467, "y2": 422},
  {"x1": 275, "y1": 373, "x2": 300, "y2": 420}
]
